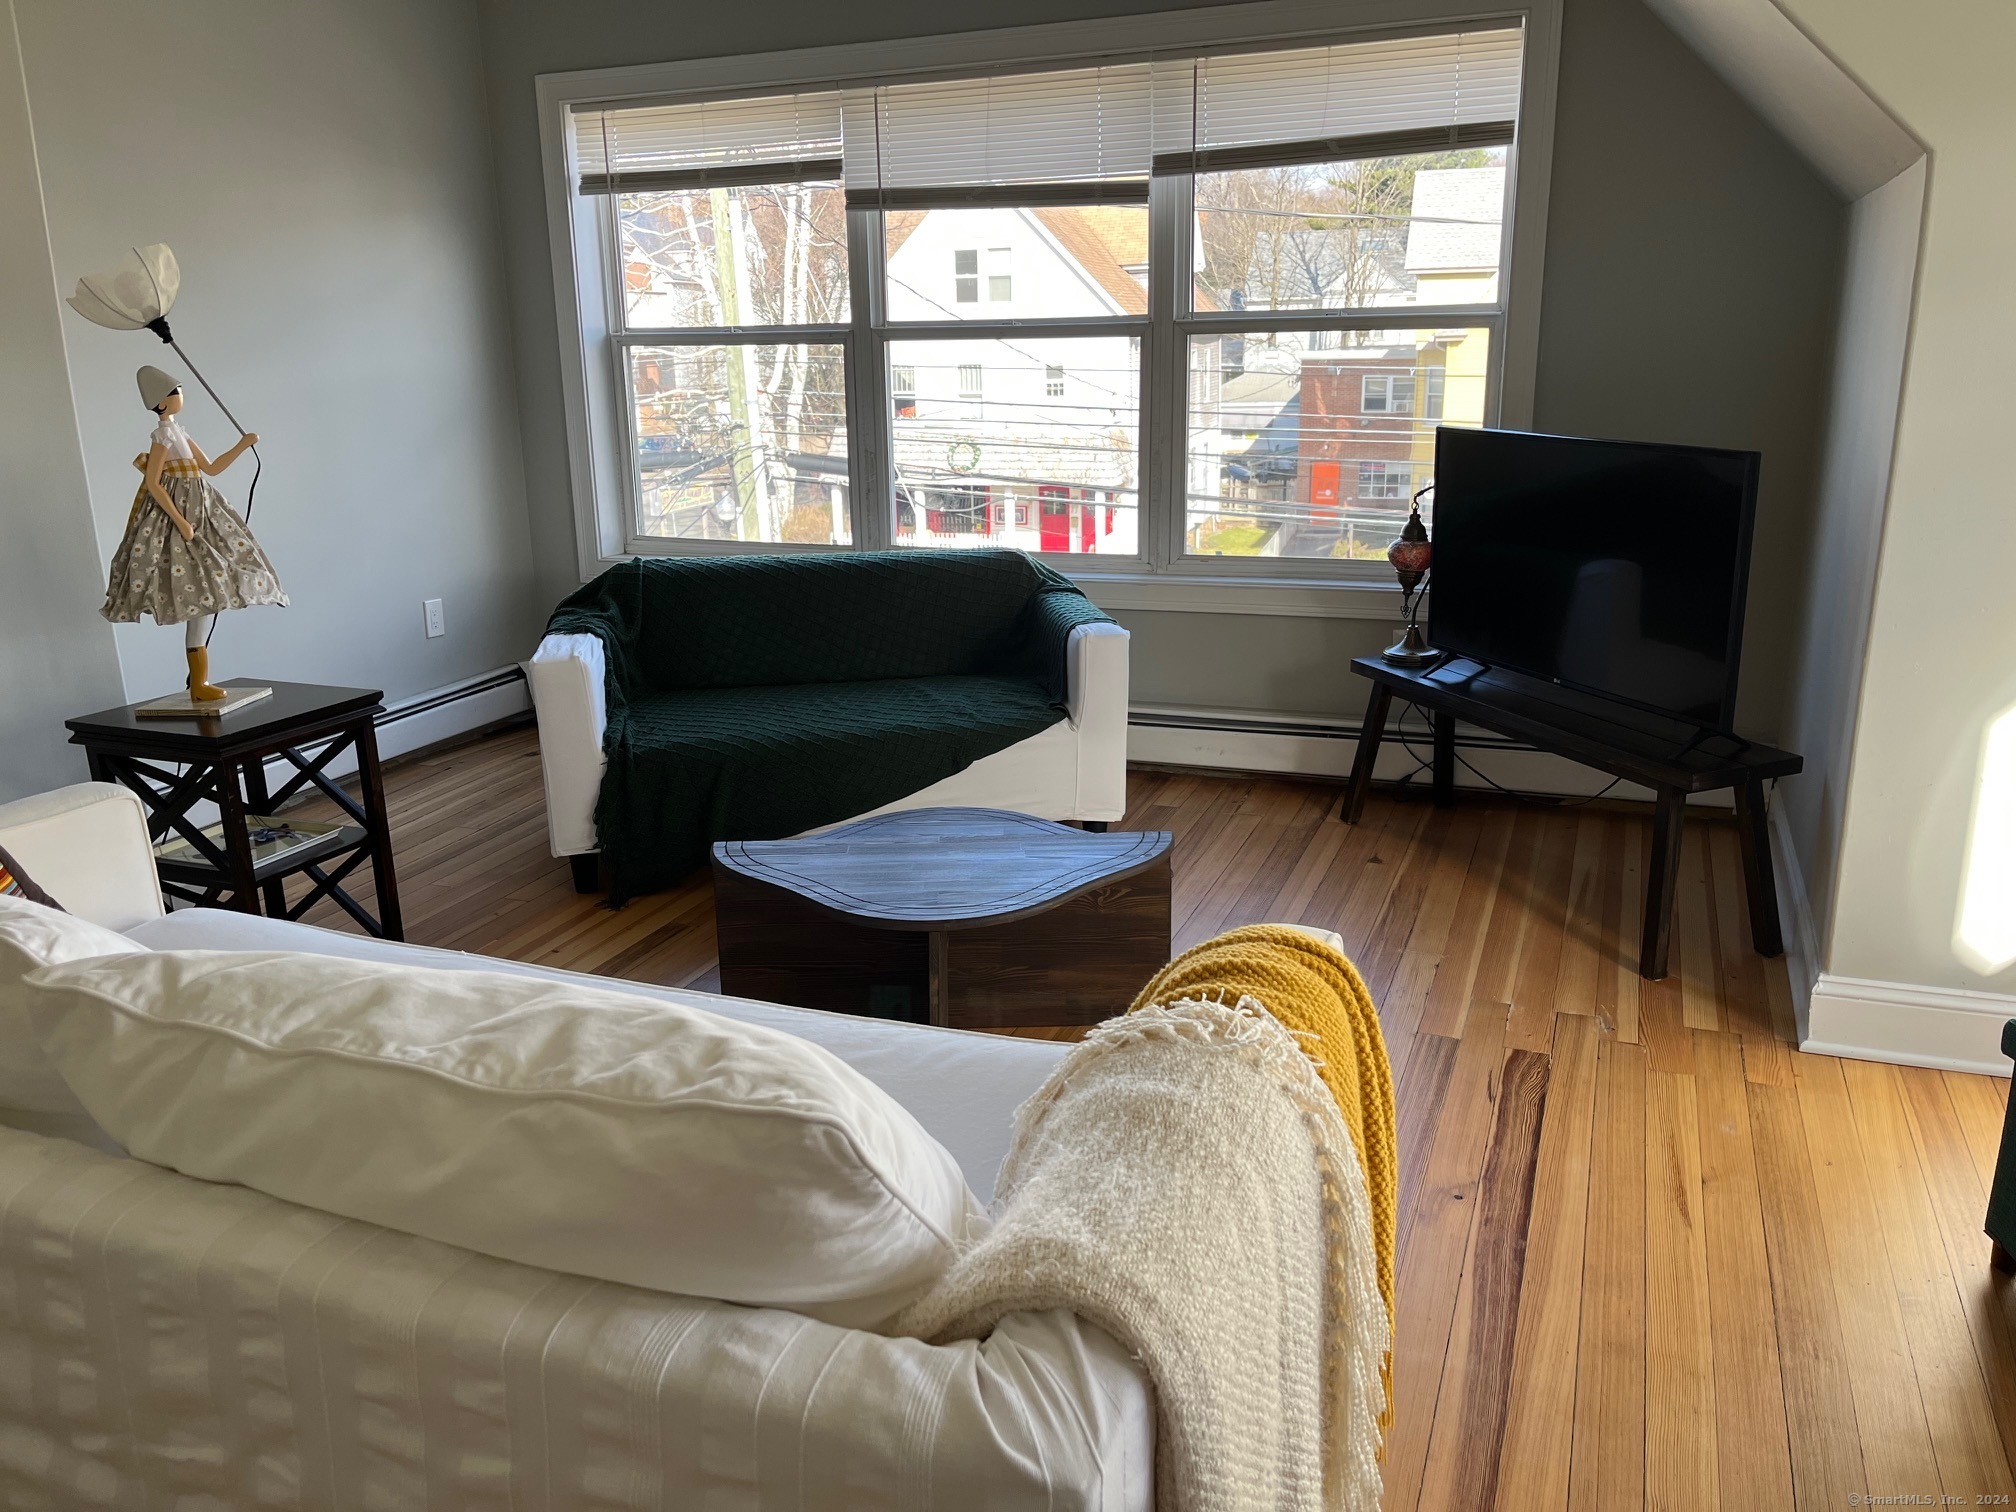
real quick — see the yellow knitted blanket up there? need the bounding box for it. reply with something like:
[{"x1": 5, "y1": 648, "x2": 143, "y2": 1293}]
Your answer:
[
  {"x1": 893, "y1": 925, "x2": 1394, "y2": 1509},
  {"x1": 1128, "y1": 925, "x2": 1398, "y2": 1417}
]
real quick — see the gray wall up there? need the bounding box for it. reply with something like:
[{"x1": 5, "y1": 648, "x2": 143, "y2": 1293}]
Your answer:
[
  {"x1": 12, "y1": 0, "x2": 540, "y2": 723},
  {"x1": 476, "y1": 0, "x2": 1844, "y2": 739},
  {"x1": 1531, "y1": 0, "x2": 1842, "y2": 740},
  {"x1": 0, "y1": 1, "x2": 126, "y2": 801},
  {"x1": 1779, "y1": 160, "x2": 1924, "y2": 969}
]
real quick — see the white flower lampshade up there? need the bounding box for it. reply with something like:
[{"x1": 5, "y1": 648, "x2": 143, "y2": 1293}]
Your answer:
[
  {"x1": 66, "y1": 243, "x2": 182, "y2": 334},
  {"x1": 65, "y1": 242, "x2": 251, "y2": 441}
]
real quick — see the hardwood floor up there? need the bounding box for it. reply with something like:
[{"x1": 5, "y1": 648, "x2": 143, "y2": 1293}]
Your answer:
[{"x1": 294, "y1": 721, "x2": 2016, "y2": 1509}]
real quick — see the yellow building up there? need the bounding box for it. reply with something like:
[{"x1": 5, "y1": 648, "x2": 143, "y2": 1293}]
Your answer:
[{"x1": 1403, "y1": 166, "x2": 1504, "y2": 487}]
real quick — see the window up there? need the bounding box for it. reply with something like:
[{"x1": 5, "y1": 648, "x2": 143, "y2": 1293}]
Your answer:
[
  {"x1": 1192, "y1": 152, "x2": 1505, "y2": 316},
  {"x1": 1175, "y1": 30, "x2": 1518, "y2": 559},
  {"x1": 893, "y1": 336, "x2": 1138, "y2": 555},
  {"x1": 571, "y1": 88, "x2": 852, "y2": 547},
  {"x1": 563, "y1": 21, "x2": 1524, "y2": 570},
  {"x1": 1189, "y1": 330, "x2": 1486, "y2": 557},
  {"x1": 626, "y1": 341, "x2": 850, "y2": 542},
  {"x1": 1362, "y1": 374, "x2": 1414, "y2": 415},
  {"x1": 1358, "y1": 461, "x2": 1409, "y2": 500}
]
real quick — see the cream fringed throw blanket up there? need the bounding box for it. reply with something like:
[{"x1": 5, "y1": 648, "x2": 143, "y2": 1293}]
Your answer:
[{"x1": 891, "y1": 939, "x2": 1391, "y2": 1512}]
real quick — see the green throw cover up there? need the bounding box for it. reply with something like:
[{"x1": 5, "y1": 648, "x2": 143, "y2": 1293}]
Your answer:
[{"x1": 546, "y1": 550, "x2": 1115, "y2": 902}]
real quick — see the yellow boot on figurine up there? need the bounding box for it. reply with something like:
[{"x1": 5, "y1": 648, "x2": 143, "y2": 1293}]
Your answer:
[{"x1": 186, "y1": 646, "x2": 228, "y2": 702}]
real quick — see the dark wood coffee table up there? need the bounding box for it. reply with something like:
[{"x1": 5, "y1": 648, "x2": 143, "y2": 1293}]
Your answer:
[{"x1": 711, "y1": 808, "x2": 1173, "y2": 1030}]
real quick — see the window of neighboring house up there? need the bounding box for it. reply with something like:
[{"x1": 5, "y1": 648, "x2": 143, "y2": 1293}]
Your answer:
[
  {"x1": 1358, "y1": 461, "x2": 1409, "y2": 500},
  {"x1": 1362, "y1": 373, "x2": 1414, "y2": 415},
  {"x1": 564, "y1": 22, "x2": 1524, "y2": 572},
  {"x1": 925, "y1": 484, "x2": 990, "y2": 535}
]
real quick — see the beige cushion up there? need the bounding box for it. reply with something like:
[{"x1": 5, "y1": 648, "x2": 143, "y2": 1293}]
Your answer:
[
  {"x1": 0, "y1": 895, "x2": 143, "y2": 1114},
  {"x1": 23, "y1": 950, "x2": 985, "y2": 1327}
]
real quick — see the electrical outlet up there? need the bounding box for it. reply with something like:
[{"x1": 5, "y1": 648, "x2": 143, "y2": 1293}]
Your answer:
[{"x1": 424, "y1": 598, "x2": 446, "y2": 639}]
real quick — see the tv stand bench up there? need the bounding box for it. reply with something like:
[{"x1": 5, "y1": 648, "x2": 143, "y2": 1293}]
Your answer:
[{"x1": 1339, "y1": 656, "x2": 1802, "y2": 979}]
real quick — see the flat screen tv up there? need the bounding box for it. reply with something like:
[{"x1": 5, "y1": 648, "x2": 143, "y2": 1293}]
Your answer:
[{"x1": 1427, "y1": 427, "x2": 1761, "y2": 731}]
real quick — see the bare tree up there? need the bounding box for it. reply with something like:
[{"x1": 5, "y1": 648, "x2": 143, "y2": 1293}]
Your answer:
[
  {"x1": 619, "y1": 184, "x2": 850, "y2": 540},
  {"x1": 1193, "y1": 149, "x2": 1497, "y2": 314}
]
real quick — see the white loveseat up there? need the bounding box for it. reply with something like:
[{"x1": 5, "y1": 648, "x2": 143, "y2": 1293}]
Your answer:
[
  {"x1": 527, "y1": 617, "x2": 1131, "y2": 887},
  {"x1": 0, "y1": 784, "x2": 1151, "y2": 1509}
]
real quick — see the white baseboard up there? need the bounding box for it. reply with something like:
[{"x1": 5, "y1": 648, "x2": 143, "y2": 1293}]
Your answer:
[
  {"x1": 1766, "y1": 795, "x2": 1821, "y2": 1044},
  {"x1": 1126, "y1": 707, "x2": 1734, "y2": 807},
  {"x1": 1805, "y1": 973, "x2": 2016, "y2": 1077},
  {"x1": 168, "y1": 668, "x2": 529, "y2": 829},
  {"x1": 1766, "y1": 795, "x2": 2016, "y2": 1075}
]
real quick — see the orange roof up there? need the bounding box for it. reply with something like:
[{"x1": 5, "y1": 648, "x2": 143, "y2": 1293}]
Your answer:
[
  {"x1": 1033, "y1": 207, "x2": 1149, "y2": 315},
  {"x1": 884, "y1": 210, "x2": 928, "y2": 257}
]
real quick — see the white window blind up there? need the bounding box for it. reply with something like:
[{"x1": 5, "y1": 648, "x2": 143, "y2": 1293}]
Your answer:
[
  {"x1": 573, "y1": 89, "x2": 844, "y2": 194},
  {"x1": 842, "y1": 63, "x2": 1156, "y2": 209},
  {"x1": 1153, "y1": 26, "x2": 1523, "y2": 173},
  {"x1": 576, "y1": 28, "x2": 1520, "y2": 200}
]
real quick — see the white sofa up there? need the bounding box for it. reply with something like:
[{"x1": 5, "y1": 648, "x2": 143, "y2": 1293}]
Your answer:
[
  {"x1": 0, "y1": 784, "x2": 1152, "y2": 1509},
  {"x1": 527, "y1": 618, "x2": 1131, "y2": 887}
]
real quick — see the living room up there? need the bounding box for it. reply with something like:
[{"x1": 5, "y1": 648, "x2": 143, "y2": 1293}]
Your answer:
[{"x1": 0, "y1": 0, "x2": 2008, "y2": 1505}]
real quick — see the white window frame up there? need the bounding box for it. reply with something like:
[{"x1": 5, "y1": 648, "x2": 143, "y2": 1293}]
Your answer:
[
  {"x1": 1358, "y1": 460, "x2": 1410, "y2": 500},
  {"x1": 1362, "y1": 373, "x2": 1416, "y2": 416},
  {"x1": 538, "y1": 0, "x2": 1561, "y2": 619},
  {"x1": 985, "y1": 246, "x2": 1013, "y2": 303}
]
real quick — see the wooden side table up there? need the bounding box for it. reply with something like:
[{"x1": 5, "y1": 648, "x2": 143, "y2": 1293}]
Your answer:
[
  {"x1": 66, "y1": 680, "x2": 403, "y2": 940},
  {"x1": 712, "y1": 808, "x2": 1173, "y2": 1030}
]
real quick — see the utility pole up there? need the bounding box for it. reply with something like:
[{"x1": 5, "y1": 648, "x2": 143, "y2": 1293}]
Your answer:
[{"x1": 709, "y1": 188, "x2": 768, "y2": 539}]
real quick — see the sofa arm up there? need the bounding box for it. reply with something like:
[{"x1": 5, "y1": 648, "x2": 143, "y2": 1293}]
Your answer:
[
  {"x1": 1068, "y1": 621, "x2": 1130, "y2": 820},
  {"x1": 527, "y1": 633, "x2": 608, "y2": 857},
  {"x1": 0, "y1": 783, "x2": 162, "y2": 931}
]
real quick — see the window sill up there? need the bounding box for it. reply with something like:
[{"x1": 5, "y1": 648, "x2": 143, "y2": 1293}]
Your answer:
[
  {"x1": 597, "y1": 544, "x2": 1411, "y2": 621},
  {"x1": 1069, "y1": 570, "x2": 1411, "y2": 622}
]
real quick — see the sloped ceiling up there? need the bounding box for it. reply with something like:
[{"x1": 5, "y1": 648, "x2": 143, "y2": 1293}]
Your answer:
[{"x1": 1643, "y1": 0, "x2": 1921, "y2": 198}]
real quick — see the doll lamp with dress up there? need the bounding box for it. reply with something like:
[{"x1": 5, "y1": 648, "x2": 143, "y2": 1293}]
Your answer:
[{"x1": 101, "y1": 364, "x2": 287, "y2": 708}]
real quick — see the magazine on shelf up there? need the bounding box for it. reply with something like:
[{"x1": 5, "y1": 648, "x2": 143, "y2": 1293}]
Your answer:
[{"x1": 154, "y1": 814, "x2": 344, "y2": 869}]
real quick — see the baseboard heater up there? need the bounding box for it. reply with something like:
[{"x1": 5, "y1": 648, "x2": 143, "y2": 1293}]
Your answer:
[
  {"x1": 1126, "y1": 706, "x2": 1533, "y2": 754},
  {"x1": 375, "y1": 666, "x2": 528, "y2": 732},
  {"x1": 1124, "y1": 705, "x2": 1729, "y2": 807}
]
